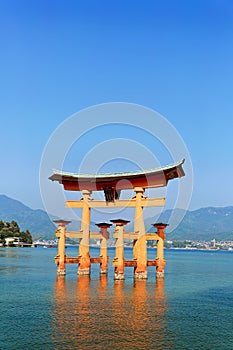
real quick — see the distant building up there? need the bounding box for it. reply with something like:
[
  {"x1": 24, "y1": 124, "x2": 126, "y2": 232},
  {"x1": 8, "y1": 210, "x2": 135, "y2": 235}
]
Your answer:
[
  {"x1": 211, "y1": 239, "x2": 216, "y2": 248},
  {"x1": 5, "y1": 237, "x2": 20, "y2": 246}
]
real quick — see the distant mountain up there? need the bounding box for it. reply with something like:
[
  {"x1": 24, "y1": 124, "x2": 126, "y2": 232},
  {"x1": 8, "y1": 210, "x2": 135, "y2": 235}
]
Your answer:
[
  {"x1": 0, "y1": 195, "x2": 56, "y2": 239},
  {"x1": 0, "y1": 195, "x2": 96, "y2": 239},
  {"x1": 0, "y1": 194, "x2": 233, "y2": 241},
  {"x1": 146, "y1": 206, "x2": 233, "y2": 241}
]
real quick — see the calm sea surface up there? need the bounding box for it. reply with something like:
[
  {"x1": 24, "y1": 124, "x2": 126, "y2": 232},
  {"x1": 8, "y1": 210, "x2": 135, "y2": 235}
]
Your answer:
[{"x1": 1, "y1": 247, "x2": 233, "y2": 350}]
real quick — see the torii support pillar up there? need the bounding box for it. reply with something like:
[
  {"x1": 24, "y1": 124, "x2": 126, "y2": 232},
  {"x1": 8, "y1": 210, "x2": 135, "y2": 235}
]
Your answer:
[
  {"x1": 152, "y1": 223, "x2": 168, "y2": 278},
  {"x1": 133, "y1": 187, "x2": 148, "y2": 279},
  {"x1": 78, "y1": 190, "x2": 92, "y2": 275},
  {"x1": 111, "y1": 219, "x2": 129, "y2": 280},
  {"x1": 54, "y1": 220, "x2": 71, "y2": 276},
  {"x1": 96, "y1": 222, "x2": 112, "y2": 274}
]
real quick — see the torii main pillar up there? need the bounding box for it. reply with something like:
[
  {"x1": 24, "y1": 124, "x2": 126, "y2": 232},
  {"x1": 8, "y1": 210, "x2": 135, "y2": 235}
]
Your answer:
[
  {"x1": 133, "y1": 187, "x2": 147, "y2": 279},
  {"x1": 78, "y1": 190, "x2": 92, "y2": 275}
]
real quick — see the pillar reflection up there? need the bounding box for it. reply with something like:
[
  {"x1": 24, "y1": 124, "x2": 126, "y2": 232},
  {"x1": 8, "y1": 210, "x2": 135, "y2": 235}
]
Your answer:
[
  {"x1": 98, "y1": 274, "x2": 108, "y2": 289},
  {"x1": 52, "y1": 277, "x2": 171, "y2": 349},
  {"x1": 52, "y1": 276, "x2": 71, "y2": 347},
  {"x1": 112, "y1": 279, "x2": 171, "y2": 349}
]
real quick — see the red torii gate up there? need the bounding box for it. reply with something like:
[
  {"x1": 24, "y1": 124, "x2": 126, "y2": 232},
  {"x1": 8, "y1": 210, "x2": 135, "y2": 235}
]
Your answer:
[{"x1": 50, "y1": 159, "x2": 185, "y2": 279}]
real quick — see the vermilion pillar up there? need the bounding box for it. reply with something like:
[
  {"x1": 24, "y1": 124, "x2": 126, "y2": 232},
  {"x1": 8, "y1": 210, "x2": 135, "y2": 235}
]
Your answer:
[
  {"x1": 152, "y1": 223, "x2": 168, "y2": 278},
  {"x1": 96, "y1": 222, "x2": 112, "y2": 274},
  {"x1": 133, "y1": 187, "x2": 147, "y2": 279},
  {"x1": 111, "y1": 219, "x2": 129, "y2": 280},
  {"x1": 78, "y1": 190, "x2": 92, "y2": 275},
  {"x1": 54, "y1": 220, "x2": 71, "y2": 275}
]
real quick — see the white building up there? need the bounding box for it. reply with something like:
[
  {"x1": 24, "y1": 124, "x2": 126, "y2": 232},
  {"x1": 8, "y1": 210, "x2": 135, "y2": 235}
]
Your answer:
[{"x1": 5, "y1": 237, "x2": 20, "y2": 246}]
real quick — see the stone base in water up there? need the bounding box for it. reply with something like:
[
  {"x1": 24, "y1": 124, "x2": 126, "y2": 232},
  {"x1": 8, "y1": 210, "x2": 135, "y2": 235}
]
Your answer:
[
  {"x1": 114, "y1": 272, "x2": 125, "y2": 280},
  {"x1": 134, "y1": 271, "x2": 148, "y2": 280},
  {"x1": 77, "y1": 268, "x2": 90, "y2": 275}
]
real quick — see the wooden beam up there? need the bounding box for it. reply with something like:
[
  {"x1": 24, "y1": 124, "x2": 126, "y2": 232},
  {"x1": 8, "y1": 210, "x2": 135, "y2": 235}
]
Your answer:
[
  {"x1": 113, "y1": 233, "x2": 160, "y2": 240},
  {"x1": 54, "y1": 256, "x2": 105, "y2": 264},
  {"x1": 123, "y1": 233, "x2": 139, "y2": 240},
  {"x1": 124, "y1": 260, "x2": 137, "y2": 267},
  {"x1": 54, "y1": 256, "x2": 161, "y2": 267},
  {"x1": 146, "y1": 234, "x2": 160, "y2": 240},
  {"x1": 65, "y1": 231, "x2": 103, "y2": 239},
  {"x1": 113, "y1": 231, "x2": 138, "y2": 239},
  {"x1": 66, "y1": 231, "x2": 160, "y2": 240},
  {"x1": 90, "y1": 233, "x2": 103, "y2": 239},
  {"x1": 66, "y1": 197, "x2": 165, "y2": 209},
  {"x1": 55, "y1": 256, "x2": 81, "y2": 264},
  {"x1": 66, "y1": 231, "x2": 83, "y2": 238},
  {"x1": 147, "y1": 260, "x2": 159, "y2": 266},
  {"x1": 90, "y1": 257, "x2": 103, "y2": 264},
  {"x1": 123, "y1": 260, "x2": 160, "y2": 267}
]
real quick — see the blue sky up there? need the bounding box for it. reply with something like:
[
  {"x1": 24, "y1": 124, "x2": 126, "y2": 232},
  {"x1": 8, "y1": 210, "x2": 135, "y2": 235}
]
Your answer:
[{"x1": 1, "y1": 0, "x2": 233, "y2": 213}]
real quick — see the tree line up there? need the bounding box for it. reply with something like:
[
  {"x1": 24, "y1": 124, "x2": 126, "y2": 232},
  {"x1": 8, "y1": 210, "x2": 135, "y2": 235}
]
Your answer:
[{"x1": 0, "y1": 220, "x2": 32, "y2": 246}]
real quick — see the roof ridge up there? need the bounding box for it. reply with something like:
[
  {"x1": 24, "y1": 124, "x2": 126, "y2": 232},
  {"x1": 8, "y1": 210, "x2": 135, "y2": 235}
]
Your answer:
[{"x1": 52, "y1": 159, "x2": 185, "y2": 177}]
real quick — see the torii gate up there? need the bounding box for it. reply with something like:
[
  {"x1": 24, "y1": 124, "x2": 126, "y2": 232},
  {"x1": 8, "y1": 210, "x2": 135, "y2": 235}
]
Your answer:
[{"x1": 49, "y1": 159, "x2": 185, "y2": 279}]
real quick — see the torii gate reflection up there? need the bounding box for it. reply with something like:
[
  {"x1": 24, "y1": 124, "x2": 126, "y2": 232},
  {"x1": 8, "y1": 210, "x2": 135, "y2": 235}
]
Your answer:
[{"x1": 52, "y1": 276, "x2": 174, "y2": 349}]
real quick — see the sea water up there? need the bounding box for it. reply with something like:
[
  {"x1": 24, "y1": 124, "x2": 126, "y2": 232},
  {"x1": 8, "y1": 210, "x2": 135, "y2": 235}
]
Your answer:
[{"x1": 0, "y1": 247, "x2": 233, "y2": 350}]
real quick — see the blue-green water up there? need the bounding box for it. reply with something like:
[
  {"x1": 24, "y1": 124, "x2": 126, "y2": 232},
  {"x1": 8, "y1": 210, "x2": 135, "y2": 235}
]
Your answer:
[{"x1": 1, "y1": 247, "x2": 233, "y2": 350}]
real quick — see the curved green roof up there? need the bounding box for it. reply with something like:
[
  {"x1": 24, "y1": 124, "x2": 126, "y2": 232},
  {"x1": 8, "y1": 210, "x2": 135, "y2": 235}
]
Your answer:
[{"x1": 50, "y1": 159, "x2": 185, "y2": 180}]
